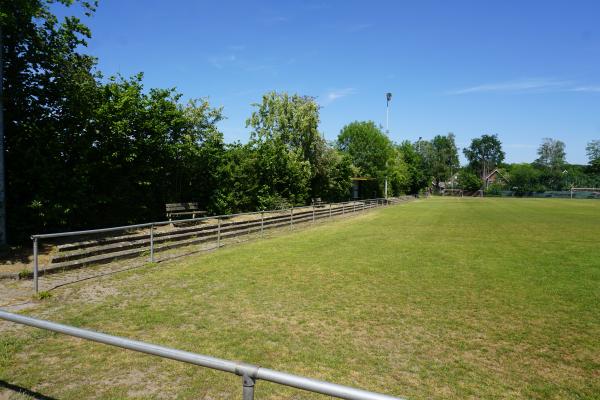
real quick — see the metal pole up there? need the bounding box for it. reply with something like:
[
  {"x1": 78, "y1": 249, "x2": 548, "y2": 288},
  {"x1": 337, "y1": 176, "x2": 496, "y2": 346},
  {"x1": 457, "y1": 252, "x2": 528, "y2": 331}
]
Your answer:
[
  {"x1": 0, "y1": 26, "x2": 6, "y2": 245},
  {"x1": 384, "y1": 178, "x2": 388, "y2": 199},
  {"x1": 0, "y1": 310, "x2": 405, "y2": 400},
  {"x1": 217, "y1": 218, "x2": 221, "y2": 248},
  {"x1": 290, "y1": 208, "x2": 293, "y2": 230},
  {"x1": 260, "y1": 212, "x2": 264, "y2": 237},
  {"x1": 329, "y1": 203, "x2": 332, "y2": 218},
  {"x1": 342, "y1": 203, "x2": 345, "y2": 215},
  {"x1": 33, "y1": 237, "x2": 39, "y2": 293},
  {"x1": 149, "y1": 224, "x2": 155, "y2": 263},
  {"x1": 386, "y1": 99, "x2": 389, "y2": 133},
  {"x1": 312, "y1": 205, "x2": 315, "y2": 223},
  {"x1": 242, "y1": 374, "x2": 256, "y2": 400}
]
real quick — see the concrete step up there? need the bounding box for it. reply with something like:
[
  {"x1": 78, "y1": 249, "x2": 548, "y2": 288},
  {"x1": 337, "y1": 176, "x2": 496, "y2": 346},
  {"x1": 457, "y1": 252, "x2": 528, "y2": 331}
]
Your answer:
[
  {"x1": 38, "y1": 201, "x2": 393, "y2": 276},
  {"x1": 47, "y1": 210, "x2": 335, "y2": 269},
  {"x1": 55, "y1": 207, "x2": 324, "y2": 253}
]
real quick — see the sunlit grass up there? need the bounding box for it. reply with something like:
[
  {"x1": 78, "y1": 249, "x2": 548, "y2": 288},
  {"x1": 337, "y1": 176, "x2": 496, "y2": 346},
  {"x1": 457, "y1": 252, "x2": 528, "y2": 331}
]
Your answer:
[{"x1": 1, "y1": 198, "x2": 599, "y2": 399}]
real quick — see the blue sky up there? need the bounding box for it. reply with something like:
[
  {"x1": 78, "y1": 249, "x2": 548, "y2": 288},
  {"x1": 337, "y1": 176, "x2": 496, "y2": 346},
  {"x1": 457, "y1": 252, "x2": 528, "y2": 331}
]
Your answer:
[{"x1": 68, "y1": 0, "x2": 599, "y2": 164}]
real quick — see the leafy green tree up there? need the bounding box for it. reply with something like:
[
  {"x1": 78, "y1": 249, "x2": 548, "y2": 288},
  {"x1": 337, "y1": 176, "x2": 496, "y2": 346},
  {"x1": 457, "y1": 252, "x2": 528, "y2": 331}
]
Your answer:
[
  {"x1": 246, "y1": 91, "x2": 326, "y2": 198},
  {"x1": 251, "y1": 139, "x2": 311, "y2": 209},
  {"x1": 586, "y1": 140, "x2": 600, "y2": 171},
  {"x1": 457, "y1": 169, "x2": 483, "y2": 192},
  {"x1": 430, "y1": 133, "x2": 459, "y2": 190},
  {"x1": 337, "y1": 121, "x2": 394, "y2": 177},
  {"x1": 415, "y1": 139, "x2": 435, "y2": 189},
  {"x1": 397, "y1": 141, "x2": 429, "y2": 194},
  {"x1": 2, "y1": 0, "x2": 100, "y2": 241},
  {"x1": 337, "y1": 121, "x2": 407, "y2": 196},
  {"x1": 463, "y1": 134, "x2": 505, "y2": 180},
  {"x1": 89, "y1": 74, "x2": 226, "y2": 223},
  {"x1": 387, "y1": 148, "x2": 411, "y2": 195},
  {"x1": 535, "y1": 138, "x2": 566, "y2": 169},
  {"x1": 508, "y1": 163, "x2": 543, "y2": 194},
  {"x1": 318, "y1": 149, "x2": 355, "y2": 201},
  {"x1": 2, "y1": 0, "x2": 228, "y2": 241},
  {"x1": 534, "y1": 138, "x2": 567, "y2": 190}
]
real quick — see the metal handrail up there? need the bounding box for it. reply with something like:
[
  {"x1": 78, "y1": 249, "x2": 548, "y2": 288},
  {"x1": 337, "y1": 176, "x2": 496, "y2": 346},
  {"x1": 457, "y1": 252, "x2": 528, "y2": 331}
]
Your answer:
[
  {"x1": 30, "y1": 198, "x2": 400, "y2": 240},
  {"x1": 0, "y1": 309, "x2": 405, "y2": 400},
  {"x1": 30, "y1": 200, "x2": 379, "y2": 240},
  {"x1": 29, "y1": 197, "x2": 414, "y2": 292}
]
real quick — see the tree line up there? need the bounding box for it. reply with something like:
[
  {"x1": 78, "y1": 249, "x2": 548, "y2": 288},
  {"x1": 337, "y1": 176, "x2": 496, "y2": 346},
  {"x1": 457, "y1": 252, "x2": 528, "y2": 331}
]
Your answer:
[
  {"x1": 2, "y1": 1, "x2": 599, "y2": 243},
  {"x1": 1, "y1": 0, "x2": 422, "y2": 242}
]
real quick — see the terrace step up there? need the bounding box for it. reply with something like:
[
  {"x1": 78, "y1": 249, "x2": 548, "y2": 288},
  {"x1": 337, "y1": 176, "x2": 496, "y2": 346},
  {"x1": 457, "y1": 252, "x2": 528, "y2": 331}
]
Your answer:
[
  {"x1": 35, "y1": 199, "x2": 405, "y2": 277},
  {"x1": 55, "y1": 206, "x2": 328, "y2": 253}
]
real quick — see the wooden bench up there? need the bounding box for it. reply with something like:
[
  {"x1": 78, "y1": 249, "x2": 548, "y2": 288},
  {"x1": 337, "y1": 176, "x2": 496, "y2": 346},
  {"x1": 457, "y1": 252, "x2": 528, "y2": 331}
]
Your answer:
[{"x1": 165, "y1": 203, "x2": 206, "y2": 220}]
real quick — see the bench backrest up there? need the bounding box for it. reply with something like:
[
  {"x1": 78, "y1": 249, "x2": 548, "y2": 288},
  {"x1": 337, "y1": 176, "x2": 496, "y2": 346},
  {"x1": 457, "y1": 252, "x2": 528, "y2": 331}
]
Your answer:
[{"x1": 165, "y1": 202, "x2": 200, "y2": 212}]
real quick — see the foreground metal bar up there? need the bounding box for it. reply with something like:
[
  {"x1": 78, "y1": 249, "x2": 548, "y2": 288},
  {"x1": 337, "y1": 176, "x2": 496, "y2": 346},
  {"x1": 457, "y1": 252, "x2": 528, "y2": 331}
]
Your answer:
[
  {"x1": 242, "y1": 374, "x2": 255, "y2": 400},
  {"x1": 31, "y1": 197, "x2": 412, "y2": 240},
  {"x1": 217, "y1": 218, "x2": 221, "y2": 248},
  {"x1": 32, "y1": 237, "x2": 38, "y2": 293},
  {"x1": 149, "y1": 224, "x2": 155, "y2": 263},
  {"x1": 0, "y1": 310, "x2": 404, "y2": 400}
]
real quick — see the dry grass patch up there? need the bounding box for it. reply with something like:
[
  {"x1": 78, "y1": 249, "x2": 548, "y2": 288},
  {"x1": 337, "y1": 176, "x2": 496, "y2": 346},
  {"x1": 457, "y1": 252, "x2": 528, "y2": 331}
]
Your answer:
[{"x1": 1, "y1": 198, "x2": 599, "y2": 399}]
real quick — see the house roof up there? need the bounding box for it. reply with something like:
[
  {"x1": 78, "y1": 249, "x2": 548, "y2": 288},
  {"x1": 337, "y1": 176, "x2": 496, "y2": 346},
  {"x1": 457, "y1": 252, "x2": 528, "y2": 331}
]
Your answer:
[{"x1": 484, "y1": 168, "x2": 509, "y2": 182}]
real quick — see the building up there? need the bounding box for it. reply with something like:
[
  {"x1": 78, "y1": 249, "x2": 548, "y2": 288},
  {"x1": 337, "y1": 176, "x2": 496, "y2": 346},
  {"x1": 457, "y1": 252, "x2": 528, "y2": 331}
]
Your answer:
[{"x1": 483, "y1": 168, "x2": 508, "y2": 188}]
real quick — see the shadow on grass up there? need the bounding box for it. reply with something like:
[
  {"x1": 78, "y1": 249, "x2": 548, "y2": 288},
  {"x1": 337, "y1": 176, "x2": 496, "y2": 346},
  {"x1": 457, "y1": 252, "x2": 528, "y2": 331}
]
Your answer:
[{"x1": 0, "y1": 380, "x2": 58, "y2": 400}]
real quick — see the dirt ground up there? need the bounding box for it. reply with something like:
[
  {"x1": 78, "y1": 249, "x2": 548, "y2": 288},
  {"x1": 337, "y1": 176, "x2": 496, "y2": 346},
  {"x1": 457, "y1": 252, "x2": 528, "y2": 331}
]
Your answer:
[
  {"x1": 0, "y1": 204, "x2": 359, "y2": 311},
  {"x1": 0, "y1": 245, "x2": 54, "y2": 275},
  {"x1": 0, "y1": 204, "x2": 349, "y2": 276}
]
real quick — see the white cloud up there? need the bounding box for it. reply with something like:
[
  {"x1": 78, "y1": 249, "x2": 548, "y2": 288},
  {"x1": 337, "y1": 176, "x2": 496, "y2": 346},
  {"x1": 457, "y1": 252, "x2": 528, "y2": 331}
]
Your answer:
[
  {"x1": 261, "y1": 16, "x2": 289, "y2": 24},
  {"x1": 451, "y1": 78, "x2": 570, "y2": 94},
  {"x1": 227, "y1": 44, "x2": 246, "y2": 51},
  {"x1": 505, "y1": 143, "x2": 537, "y2": 149},
  {"x1": 208, "y1": 54, "x2": 236, "y2": 69},
  {"x1": 570, "y1": 86, "x2": 600, "y2": 92},
  {"x1": 348, "y1": 23, "x2": 372, "y2": 32},
  {"x1": 322, "y1": 88, "x2": 356, "y2": 104}
]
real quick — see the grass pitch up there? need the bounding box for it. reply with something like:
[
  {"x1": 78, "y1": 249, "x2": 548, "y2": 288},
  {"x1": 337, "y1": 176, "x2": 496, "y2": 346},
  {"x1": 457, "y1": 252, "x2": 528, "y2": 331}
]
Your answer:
[{"x1": 1, "y1": 198, "x2": 599, "y2": 399}]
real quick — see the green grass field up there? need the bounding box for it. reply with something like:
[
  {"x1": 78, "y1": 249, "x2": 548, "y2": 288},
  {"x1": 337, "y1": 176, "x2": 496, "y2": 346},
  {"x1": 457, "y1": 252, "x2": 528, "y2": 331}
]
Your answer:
[{"x1": 1, "y1": 198, "x2": 599, "y2": 399}]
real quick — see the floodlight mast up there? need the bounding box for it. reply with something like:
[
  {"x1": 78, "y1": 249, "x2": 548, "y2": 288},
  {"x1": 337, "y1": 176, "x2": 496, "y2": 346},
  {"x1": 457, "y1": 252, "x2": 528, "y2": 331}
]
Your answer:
[
  {"x1": 0, "y1": 26, "x2": 6, "y2": 245},
  {"x1": 385, "y1": 92, "x2": 392, "y2": 133},
  {"x1": 384, "y1": 93, "x2": 392, "y2": 198}
]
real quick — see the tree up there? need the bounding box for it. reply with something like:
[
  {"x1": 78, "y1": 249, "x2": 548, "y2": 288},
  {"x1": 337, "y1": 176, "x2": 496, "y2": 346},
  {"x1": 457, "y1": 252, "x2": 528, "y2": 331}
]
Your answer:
[
  {"x1": 534, "y1": 138, "x2": 567, "y2": 190},
  {"x1": 430, "y1": 133, "x2": 459, "y2": 190},
  {"x1": 463, "y1": 134, "x2": 505, "y2": 180},
  {"x1": 337, "y1": 121, "x2": 398, "y2": 197},
  {"x1": 457, "y1": 169, "x2": 483, "y2": 192},
  {"x1": 535, "y1": 138, "x2": 566, "y2": 169},
  {"x1": 586, "y1": 140, "x2": 600, "y2": 171},
  {"x1": 246, "y1": 91, "x2": 326, "y2": 198},
  {"x1": 1, "y1": 0, "x2": 231, "y2": 241},
  {"x1": 337, "y1": 121, "x2": 393, "y2": 177},
  {"x1": 318, "y1": 149, "x2": 355, "y2": 201},
  {"x1": 397, "y1": 141, "x2": 429, "y2": 194},
  {"x1": 414, "y1": 138, "x2": 434, "y2": 189},
  {"x1": 2, "y1": 0, "x2": 101, "y2": 241},
  {"x1": 245, "y1": 93, "x2": 320, "y2": 207},
  {"x1": 508, "y1": 164, "x2": 543, "y2": 195}
]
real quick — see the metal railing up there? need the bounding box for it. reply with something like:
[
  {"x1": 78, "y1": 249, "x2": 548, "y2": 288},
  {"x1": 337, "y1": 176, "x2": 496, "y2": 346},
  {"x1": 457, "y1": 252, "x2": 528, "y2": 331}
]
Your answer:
[
  {"x1": 0, "y1": 309, "x2": 405, "y2": 400},
  {"x1": 30, "y1": 197, "x2": 415, "y2": 292}
]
